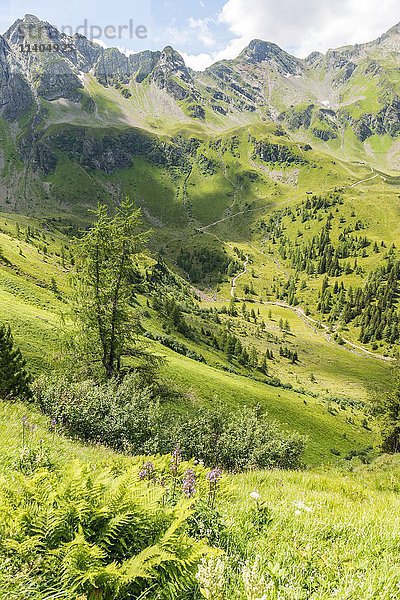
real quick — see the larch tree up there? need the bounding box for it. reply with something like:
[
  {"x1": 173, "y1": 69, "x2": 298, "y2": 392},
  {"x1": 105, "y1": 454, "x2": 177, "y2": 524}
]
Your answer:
[{"x1": 71, "y1": 198, "x2": 151, "y2": 379}]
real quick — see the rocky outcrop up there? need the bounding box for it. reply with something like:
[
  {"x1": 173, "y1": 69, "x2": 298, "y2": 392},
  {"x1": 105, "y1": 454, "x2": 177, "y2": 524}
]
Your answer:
[
  {"x1": 129, "y1": 50, "x2": 161, "y2": 83},
  {"x1": 238, "y1": 39, "x2": 303, "y2": 75},
  {"x1": 33, "y1": 126, "x2": 192, "y2": 175},
  {"x1": 0, "y1": 34, "x2": 33, "y2": 120},
  {"x1": 281, "y1": 105, "x2": 314, "y2": 130},
  {"x1": 252, "y1": 140, "x2": 307, "y2": 164},
  {"x1": 150, "y1": 46, "x2": 196, "y2": 101},
  {"x1": 311, "y1": 128, "x2": 337, "y2": 141}
]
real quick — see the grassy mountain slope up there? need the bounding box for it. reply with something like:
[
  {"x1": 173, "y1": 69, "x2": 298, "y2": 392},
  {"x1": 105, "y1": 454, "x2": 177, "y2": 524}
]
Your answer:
[
  {"x1": 0, "y1": 209, "x2": 386, "y2": 465},
  {"x1": 0, "y1": 401, "x2": 399, "y2": 598}
]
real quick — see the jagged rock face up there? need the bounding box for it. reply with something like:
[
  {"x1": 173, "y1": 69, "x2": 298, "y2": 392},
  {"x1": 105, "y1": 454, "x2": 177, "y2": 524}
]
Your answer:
[
  {"x1": 360, "y1": 98, "x2": 400, "y2": 138},
  {"x1": 368, "y1": 22, "x2": 400, "y2": 53},
  {"x1": 0, "y1": 34, "x2": 33, "y2": 120},
  {"x1": 73, "y1": 34, "x2": 102, "y2": 70},
  {"x1": 238, "y1": 39, "x2": 303, "y2": 75},
  {"x1": 2, "y1": 13, "x2": 400, "y2": 157},
  {"x1": 4, "y1": 15, "x2": 85, "y2": 102},
  {"x1": 281, "y1": 105, "x2": 314, "y2": 130},
  {"x1": 150, "y1": 46, "x2": 195, "y2": 101},
  {"x1": 129, "y1": 50, "x2": 161, "y2": 83},
  {"x1": 95, "y1": 47, "x2": 133, "y2": 84},
  {"x1": 36, "y1": 126, "x2": 190, "y2": 175}
]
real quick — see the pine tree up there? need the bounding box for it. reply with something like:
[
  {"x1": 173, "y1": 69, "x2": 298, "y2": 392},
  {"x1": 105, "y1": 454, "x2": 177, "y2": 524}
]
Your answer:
[{"x1": 0, "y1": 323, "x2": 31, "y2": 399}]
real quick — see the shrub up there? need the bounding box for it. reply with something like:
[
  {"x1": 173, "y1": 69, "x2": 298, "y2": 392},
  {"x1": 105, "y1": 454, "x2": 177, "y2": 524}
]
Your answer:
[
  {"x1": 176, "y1": 406, "x2": 306, "y2": 471},
  {"x1": 33, "y1": 377, "x2": 306, "y2": 471},
  {"x1": 33, "y1": 373, "x2": 169, "y2": 454}
]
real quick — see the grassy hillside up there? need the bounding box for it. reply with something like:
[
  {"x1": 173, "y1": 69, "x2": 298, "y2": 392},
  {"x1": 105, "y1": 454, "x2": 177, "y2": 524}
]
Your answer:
[
  {"x1": 0, "y1": 401, "x2": 398, "y2": 599},
  {"x1": 0, "y1": 119, "x2": 398, "y2": 469},
  {"x1": 0, "y1": 207, "x2": 386, "y2": 465}
]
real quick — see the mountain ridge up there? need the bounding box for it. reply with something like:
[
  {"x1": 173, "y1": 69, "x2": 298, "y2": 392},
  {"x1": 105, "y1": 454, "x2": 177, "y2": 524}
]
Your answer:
[{"x1": 1, "y1": 14, "x2": 399, "y2": 147}]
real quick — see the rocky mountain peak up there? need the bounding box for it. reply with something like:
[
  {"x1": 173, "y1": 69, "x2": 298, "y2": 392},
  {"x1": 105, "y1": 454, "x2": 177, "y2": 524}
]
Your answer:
[
  {"x1": 159, "y1": 46, "x2": 188, "y2": 71},
  {"x1": 238, "y1": 38, "x2": 303, "y2": 75},
  {"x1": 151, "y1": 45, "x2": 193, "y2": 92},
  {"x1": 371, "y1": 21, "x2": 400, "y2": 52}
]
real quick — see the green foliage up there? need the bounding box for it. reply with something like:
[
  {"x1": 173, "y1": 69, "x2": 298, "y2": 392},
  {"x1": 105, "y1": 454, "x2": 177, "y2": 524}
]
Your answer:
[
  {"x1": 175, "y1": 405, "x2": 306, "y2": 471},
  {"x1": 33, "y1": 375, "x2": 305, "y2": 471},
  {"x1": 33, "y1": 373, "x2": 168, "y2": 454},
  {"x1": 373, "y1": 362, "x2": 400, "y2": 453},
  {"x1": 0, "y1": 462, "x2": 208, "y2": 598},
  {"x1": 0, "y1": 322, "x2": 31, "y2": 399},
  {"x1": 70, "y1": 198, "x2": 150, "y2": 379},
  {"x1": 177, "y1": 247, "x2": 240, "y2": 285}
]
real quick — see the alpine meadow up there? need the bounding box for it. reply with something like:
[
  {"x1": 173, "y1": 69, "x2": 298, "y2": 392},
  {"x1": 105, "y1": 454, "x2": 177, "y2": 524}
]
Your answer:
[{"x1": 0, "y1": 8, "x2": 400, "y2": 599}]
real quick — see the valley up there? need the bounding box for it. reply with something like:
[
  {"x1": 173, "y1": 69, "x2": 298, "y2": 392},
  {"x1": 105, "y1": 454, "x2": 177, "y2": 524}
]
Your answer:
[{"x1": 0, "y1": 12, "x2": 399, "y2": 599}]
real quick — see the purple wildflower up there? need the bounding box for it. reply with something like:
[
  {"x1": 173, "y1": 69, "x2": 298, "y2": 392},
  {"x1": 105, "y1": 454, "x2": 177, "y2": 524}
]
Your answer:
[
  {"x1": 170, "y1": 446, "x2": 182, "y2": 476},
  {"x1": 182, "y1": 469, "x2": 196, "y2": 497},
  {"x1": 51, "y1": 417, "x2": 57, "y2": 429},
  {"x1": 139, "y1": 461, "x2": 155, "y2": 481},
  {"x1": 172, "y1": 446, "x2": 182, "y2": 461},
  {"x1": 207, "y1": 468, "x2": 222, "y2": 509},
  {"x1": 206, "y1": 468, "x2": 222, "y2": 483}
]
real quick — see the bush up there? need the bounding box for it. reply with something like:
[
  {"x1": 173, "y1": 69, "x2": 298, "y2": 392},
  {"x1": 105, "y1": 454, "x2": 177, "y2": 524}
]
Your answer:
[
  {"x1": 176, "y1": 406, "x2": 306, "y2": 471},
  {"x1": 33, "y1": 376, "x2": 306, "y2": 471},
  {"x1": 33, "y1": 374, "x2": 170, "y2": 454}
]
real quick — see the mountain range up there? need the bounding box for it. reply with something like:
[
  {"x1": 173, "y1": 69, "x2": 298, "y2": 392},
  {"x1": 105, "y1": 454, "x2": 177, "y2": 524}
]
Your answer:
[{"x1": 1, "y1": 16, "x2": 400, "y2": 140}]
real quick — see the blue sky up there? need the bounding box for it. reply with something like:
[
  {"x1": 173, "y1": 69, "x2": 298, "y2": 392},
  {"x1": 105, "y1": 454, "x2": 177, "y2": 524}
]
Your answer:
[{"x1": 1, "y1": 0, "x2": 399, "y2": 70}]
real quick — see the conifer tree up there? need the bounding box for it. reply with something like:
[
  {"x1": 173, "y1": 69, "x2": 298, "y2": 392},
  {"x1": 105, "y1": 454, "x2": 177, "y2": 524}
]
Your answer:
[
  {"x1": 0, "y1": 323, "x2": 31, "y2": 399},
  {"x1": 374, "y1": 363, "x2": 400, "y2": 453},
  {"x1": 71, "y1": 199, "x2": 150, "y2": 379}
]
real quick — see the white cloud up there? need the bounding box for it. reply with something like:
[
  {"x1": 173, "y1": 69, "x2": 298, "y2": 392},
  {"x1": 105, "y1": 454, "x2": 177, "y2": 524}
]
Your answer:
[
  {"x1": 160, "y1": 26, "x2": 191, "y2": 47},
  {"x1": 218, "y1": 0, "x2": 400, "y2": 58},
  {"x1": 183, "y1": 0, "x2": 400, "y2": 70},
  {"x1": 188, "y1": 16, "x2": 216, "y2": 48},
  {"x1": 180, "y1": 51, "x2": 216, "y2": 71}
]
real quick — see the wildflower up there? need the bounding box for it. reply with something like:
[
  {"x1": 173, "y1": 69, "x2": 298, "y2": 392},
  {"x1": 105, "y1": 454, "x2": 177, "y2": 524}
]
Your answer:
[
  {"x1": 170, "y1": 446, "x2": 183, "y2": 500},
  {"x1": 197, "y1": 555, "x2": 226, "y2": 600},
  {"x1": 182, "y1": 469, "x2": 196, "y2": 497},
  {"x1": 51, "y1": 417, "x2": 57, "y2": 429},
  {"x1": 139, "y1": 461, "x2": 155, "y2": 481},
  {"x1": 172, "y1": 446, "x2": 182, "y2": 461},
  {"x1": 293, "y1": 500, "x2": 313, "y2": 514},
  {"x1": 250, "y1": 490, "x2": 261, "y2": 501},
  {"x1": 207, "y1": 468, "x2": 222, "y2": 509},
  {"x1": 206, "y1": 468, "x2": 222, "y2": 483},
  {"x1": 242, "y1": 556, "x2": 268, "y2": 600},
  {"x1": 170, "y1": 446, "x2": 182, "y2": 476}
]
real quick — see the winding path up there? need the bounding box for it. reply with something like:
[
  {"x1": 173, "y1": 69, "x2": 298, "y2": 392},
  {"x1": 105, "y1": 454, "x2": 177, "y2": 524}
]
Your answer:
[
  {"x1": 231, "y1": 255, "x2": 249, "y2": 297},
  {"x1": 194, "y1": 167, "x2": 394, "y2": 363},
  {"x1": 264, "y1": 301, "x2": 393, "y2": 363}
]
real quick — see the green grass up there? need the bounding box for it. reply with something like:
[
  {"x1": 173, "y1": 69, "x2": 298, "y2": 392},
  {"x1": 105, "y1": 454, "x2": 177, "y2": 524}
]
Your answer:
[
  {"x1": 221, "y1": 455, "x2": 400, "y2": 598},
  {"x1": 155, "y1": 347, "x2": 376, "y2": 465},
  {"x1": 0, "y1": 400, "x2": 398, "y2": 599},
  {"x1": 0, "y1": 120, "x2": 397, "y2": 466}
]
